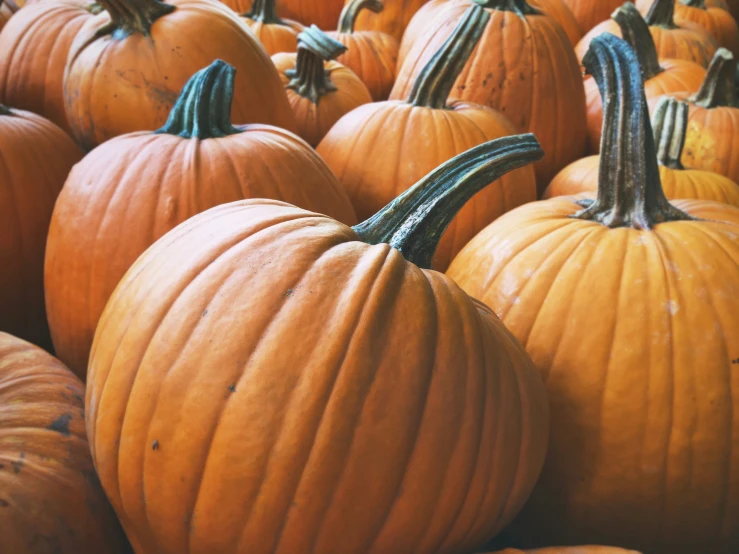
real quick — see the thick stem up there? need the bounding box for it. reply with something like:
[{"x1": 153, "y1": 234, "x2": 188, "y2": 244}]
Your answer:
[
  {"x1": 97, "y1": 0, "x2": 174, "y2": 37},
  {"x1": 338, "y1": 0, "x2": 383, "y2": 33},
  {"x1": 652, "y1": 97, "x2": 688, "y2": 169},
  {"x1": 645, "y1": 0, "x2": 676, "y2": 29},
  {"x1": 680, "y1": 0, "x2": 706, "y2": 7},
  {"x1": 689, "y1": 48, "x2": 737, "y2": 107},
  {"x1": 574, "y1": 34, "x2": 692, "y2": 229},
  {"x1": 353, "y1": 134, "x2": 543, "y2": 269},
  {"x1": 156, "y1": 60, "x2": 240, "y2": 139},
  {"x1": 245, "y1": 0, "x2": 283, "y2": 23},
  {"x1": 473, "y1": 0, "x2": 541, "y2": 16},
  {"x1": 406, "y1": 5, "x2": 490, "y2": 109},
  {"x1": 286, "y1": 25, "x2": 347, "y2": 104},
  {"x1": 613, "y1": 2, "x2": 663, "y2": 80}
]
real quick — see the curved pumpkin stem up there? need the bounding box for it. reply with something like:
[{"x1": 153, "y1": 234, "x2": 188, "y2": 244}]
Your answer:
[
  {"x1": 96, "y1": 0, "x2": 174, "y2": 37},
  {"x1": 689, "y1": 48, "x2": 737, "y2": 108},
  {"x1": 573, "y1": 34, "x2": 692, "y2": 229},
  {"x1": 246, "y1": 0, "x2": 283, "y2": 24},
  {"x1": 473, "y1": 0, "x2": 541, "y2": 16},
  {"x1": 613, "y1": 2, "x2": 663, "y2": 80},
  {"x1": 286, "y1": 25, "x2": 347, "y2": 104},
  {"x1": 353, "y1": 134, "x2": 543, "y2": 269},
  {"x1": 652, "y1": 97, "x2": 688, "y2": 170},
  {"x1": 645, "y1": 0, "x2": 677, "y2": 29},
  {"x1": 338, "y1": 0, "x2": 383, "y2": 33},
  {"x1": 406, "y1": 4, "x2": 490, "y2": 109},
  {"x1": 156, "y1": 60, "x2": 240, "y2": 139}
]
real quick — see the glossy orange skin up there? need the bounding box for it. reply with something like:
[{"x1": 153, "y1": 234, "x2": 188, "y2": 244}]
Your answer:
[
  {"x1": 45, "y1": 125, "x2": 356, "y2": 380},
  {"x1": 675, "y1": 1, "x2": 739, "y2": 53},
  {"x1": 242, "y1": 15, "x2": 303, "y2": 55},
  {"x1": 273, "y1": 53, "x2": 373, "y2": 146},
  {"x1": 448, "y1": 198, "x2": 739, "y2": 553},
  {"x1": 316, "y1": 101, "x2": 538, "y2": 270},
  {"x1": 86, "y1": 199, "x2": 549, "y2": 554},
  {"x1": 0, "y1": 108, "x2": 81, "y2": 352},
  {"x1": 562, "y1": 0, "x2": 622, "y2": 33},
  {"x1": 487, "y1": 548, "x2": 640, "y2": 554},
  {"x1": 393, "y1": 2, "x2": 587, "y2": 190},
  {"x1": 64, "y1": 0, "x2": 296, "y2": 150},
  {"x1": 0, "y1": 332, "x2": 131, "y2": 554},
  {"x1": 347, "y1": 0, "x2": 430, "y2": 41}
]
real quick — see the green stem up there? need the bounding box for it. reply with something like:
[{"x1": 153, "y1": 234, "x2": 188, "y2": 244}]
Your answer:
[
  {"x1": 689, "y1": 48, "x2": 737, "y2": 108},
  {"x1": 97, "y1": 0, "x2": 174, "y2": 37},
  {"x1": 574, "y1": 33, "x2": 692, "y2": 229},
  {"x1": 652, "y1": 97, "x2": 688, "y2": 170},
  {"x1": 645, "y1": 0, "x2": 677, "y2": 29},
  {"x1": 338, "y1": 0, "x2": 383, "y2": 33},
  {"x1": 245, "y1": 0, "x2": 283, "y2": 23},
  {"x1": 613, "y1": 2, "x2": 663, "y2": 80},
  {"x1": 680, "y1": 0, "x2": 706, "y2": 7},
  {"x1": 156, "y1": 60, "x2": 240, "y2": 139},
  {"x1": 286, "y1": 25, "x2": 347, "y2": 104},
  {"x1": 473, "y1": 0, "x2": 541, "y2": 16},
  {"x1": 353, "y1": 134, "x2": 543, "y2": 269},
  {"x1": 407, "y1": 5, "x2": 490, "y2": 109}
]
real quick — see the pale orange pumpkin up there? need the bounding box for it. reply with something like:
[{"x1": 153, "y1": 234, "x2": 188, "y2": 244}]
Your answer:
[
  {"x1": 239, "y1": 0, "x2": 304, "y2": 55},
  {"x1": 675, "y1": 0, "x2": 739, "y2": 53}
]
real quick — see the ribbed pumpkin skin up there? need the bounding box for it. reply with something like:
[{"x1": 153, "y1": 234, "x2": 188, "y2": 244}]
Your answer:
[
  {"x1": 447, "y1": 198, "x2": 739, "y2": 553},
  {"x1": 0, "y1": 0, "x2": 97, "y2": 134},
  {"x1": 562, "y1": 0, "x2": 622, "y2": 33},
  {"x1": 45, "y1": 126, "x2": 357, "y2": 379},
  {"x1": 242, "y1": 17, "x2": 303, "y2": 55},
  {"x1": 63, "y1": 0, "x2": 296, "y2": 150},
  {"x1": 329, "y1": 30, "x2": 398, "y2": 101},
  {"x1": 86, "y1": 200, "x2": 549, "y2": 554},
  {"x1": 392, "y1": 3, "x2": 586, "y2": 189},
  {"x1": 347, "y1": 0, "x2": 429, "y2": 41},
  {"x1": 487, "y1": 548, "x2": 640, "y2": 554},
  {"x1": 316, "y1": 101, "x2": 537, "y2": 270},
  {"x1": 675, "y1": 1, "x2": 739, "y2": 53},
  {"x1": 0, "y1": 332, "x2": 131, "y2": 554},
  {"x1": 0, "y1": 108, "x2": 81, "y2": 352},
  {"x1": 544, "y1": 155, "x2": 739, "y2": 205},
  {"x1": 275, "y1": 0, "x2": 344, "y2": 28}
]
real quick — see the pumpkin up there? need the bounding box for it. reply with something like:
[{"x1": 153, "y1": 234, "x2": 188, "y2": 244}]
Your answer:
[
  {"x1": 272, "y1": 26, "x2": 372, "y2": 146},
  {"x1": 576, "y1": 0, "x2": 718, "y2": 67},
  {"x1": 486, "y1": 549, "x2": 640, "y2": 554},
  {"x1": 63, "y1": 0, "x2": 296, "y2": 150},
  {"x1": 674, "y1": 0, "x2": 739, "y2": 53},
  {"x1": 240, "y1": 0, "x2": 303, "y2": 55},
  {"x1": 562, "y1": 0, "x2": 622, "y2": 33},
  {"x1": 583, "y1": 2, "x2": 705, "y2": 152},
  {"x1": 345, "y1": 0, "x2": 429, "y2": 41},
  {"x1": 546, "y1": 96, "x2": 739, "y2": 203},
  {"x1": 318, "y1": 4, "x2": 537, "y2": 270},
  {"x1": 328, "y1": 0, "x2": 399, "y2": 100},
  {"x1": 0, "y1": 332, "x2": 132, "y2": 554},
  {"x1": 86, "y1": 134, "x2": 548, "y2": 554},
  {"x1": 275, "y1": 0, "x2": 345, "y2": 28},
  {"x1": 0, "y1": 106, "x2": 81, "y2": 352},
  {"x1": 447, "y1": 33, "x2": 739, "y2": 553},
  {"x1": 392, "y1": 0, "x2": 587, "y2": 191},
  {"x1": 45, "y1": 60, "x2": 356, "y2": 380}
]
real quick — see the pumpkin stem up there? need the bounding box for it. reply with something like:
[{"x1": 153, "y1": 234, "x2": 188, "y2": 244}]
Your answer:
[
  {"x1": 338, "y1": 0, "x2": 383, "y2": 33},
  {"x1": 353, "y1": 134, "x2": 543, "y2": 269},
  {"x1": 0, "y1": 104, "x2": 11, "y2": 116},
  {"x1": 245, "y1": 0, "x2": 283, "y2": 24},
  {"x1": 645, "y1": 0, "x2": 676, "y2": 29},
  {"x1": 573, "y1": 34, "x2": 693, "y2": 229},
  {"x1": 652, "y1": 97, "x2": 688, "y2": 170},
  {"x1": 2, "y1": 0, "x2": 20, "y2": 13},
  {"x1": 96, "y1": 0, "x2": 175, "y2": 37},
  {"x1": 613, "y1": 2, "x2": 663, "y2": 80},
  {"x1": 689, "y1": 48, "x2": 737, "y2": 108},
  {"x1": 473, "y1": 0, "x2": 541, "y2": 16},
  {"x1": 406, "y1": 5, "x2": 490, "y2": 109},
  {"x1": 680, "y1": 0, "x2": 706, "y2": 7},
  {"x1": 286, "y1": 25, "x2": 348, "y2": 104},
  {"x1": 156, "y1": 60, "x2": 240, "y2": 139}
]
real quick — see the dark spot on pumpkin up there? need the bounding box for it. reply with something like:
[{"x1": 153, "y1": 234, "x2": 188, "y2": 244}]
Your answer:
[
  {"x1": 0, "y1": 464, "x2": 4, "y2": 469},
  {"x1": 49, "y1": 414, "x2": 73, "y2": 436},
  {"x1": 202, "y1": 309, "x2": 208, "y2": 317},
  {"x1": 228, "y1": 384, "x2": 236, "y2": 393},
  {"x1": 0, "y1": 498, "x2": 8, "y2": 507},
  {"x1": 732, "y1": 358, "x2": 739, "y2": 364},
  {"x1": 152, "y1": 440, "x2": 160, "y2": 451},
  {"x1": 283, "y1": 288, "x2": 296, "y2": 298},
  {"x1": 12, "y1": 453, "x2": 24, "y2": 474}
]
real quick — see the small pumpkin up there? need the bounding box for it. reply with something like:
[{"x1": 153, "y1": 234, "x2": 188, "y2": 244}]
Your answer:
[
  {"x1": 273, "y1": 26, "x2": 372, "y2": 146},
  {"x1": 239, "y1": 0, "x2": 303, "y2": 55},
  {"x1": 329, "y1": 0, "x2": 399, "y2": 100},
  {"x1": 45, "y1": 60, "x2": 356, "y2": 379},
  {"x1": 63, "y1": 0, "x2": 296, "y2": 150},
  {"x1": 674, "y1": 0, "x2": 739, "y2": 53},
  {"x1": 486, "y1": 549, "x2": 641, "y2": 554},
  {"x1": 562, "y1": 0, "x2": 623, "y2": 33},
  {"x1": 448, "y1": 33, "x2": 739, "y2": 553},
  {"x1": 345, "y1": 0, "x2": 430, "y2": 42},
  {"x1": 318, "y1": 4, "x2": 537, "y2": 270},
  {"x1": 583, "y1": 2, "x2": 705, "y2": 152}
]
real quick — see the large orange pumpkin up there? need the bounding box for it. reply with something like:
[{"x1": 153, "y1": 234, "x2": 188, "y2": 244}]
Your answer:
[
  {"x1": 0, "y1": 332, "x2": 131, "y2": 554},
  {"x1": 0, "y1": 106, "x2": 81, "y2": 352},
  {"x1": 45, "y1": 60, "x2": 356, "y2": 380},
  {"x1": 86, "y1": 134, "x2": 549, "y2": 554},
  {"x1": 447, "y1": 33, "x2": 739, "y2": 554},
  {"x1": 275, "y1": 0, "x2": 344, "y2": 28},
  {"x1": 318, "y1": 4, "x2": 537, "y2": 270},
  {"x1": 674, "y1": 0, "x2": 739, "y2": 53},
  {"x1": 486, "y1": 549, "x2": 640, "y2": 554},
  {"x1": 63, "y1": 0, "x2": 296, "y2": 150},
  {"x1": 392, "y1": 0, "x2": 587, "y2": 190},
  {"x1": 562, "y1": 0, "x2": 622, "y2": 33},
  {"x1": 346, "y1": 0, "x2": 429, "y2": 41},
  {"x1": 240, "y1": 0, "x2": 303, "y2": 55}
]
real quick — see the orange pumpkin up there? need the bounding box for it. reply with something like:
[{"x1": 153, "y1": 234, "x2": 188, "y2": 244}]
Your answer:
[
  {"x1": 392, "y1": 0, "x2": 587, "y2": 191},
  {"x1": 329, "y1": 0, "x2": 399, "y2": 100},
  {"x1": 45, "y1": 60, "x2": 356, "y2": 379},
  {"x1": 273, "y1": 26, "x2": 372, "y2": 146},
  {"x1": 675, "y1": 0, "x2": 739, "y2": 53},
  {"x1": 448, "y1": 33, "x2": 739, "y2": 554},
  {"x1": 486, "y1": 549, "x2": 641, "y2": 554},
  {"x1": 318, "y1": 4, "x2": 537, "y2": 270},
  {"x1": 0, "y1": 332, "x2": 131, "y2": 554},
  {"x1": 0, "y1": 106, "x2": 81, "y2": 352},
  {"x1": 63, "y1": 0, "x2": 296, "y2": 150},
  {"x1": 240, "y1": 0, "x2": 303, "y2": 55},
  {"x1": 275, "y1": 0, "x2": 344, "y2": 28},
  {"x1": 345, "y1": 0, "x2": 429, "y2": 41},
  {"x1": 562, "y1": 0, "x2": 622, "y2": 33},
  {"x1": 583, "y1": 2, "x2": 705, "y2": 152}
]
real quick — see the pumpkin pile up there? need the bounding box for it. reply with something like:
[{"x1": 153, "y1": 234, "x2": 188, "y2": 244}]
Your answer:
[{"x1": 1, "y1": 0, "x2": 738, "y2": 552}]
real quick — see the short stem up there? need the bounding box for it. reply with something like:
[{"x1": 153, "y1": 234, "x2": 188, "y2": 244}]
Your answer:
[
  {"x1": 473, "y1": 0, "x2": 541, "y2": 15},
  {"x1": 245, "y1": 0, "x2": 283, "y2": 23},
  {"x1": 574, "y1": 33, "x2": 692, "y2": 229},
  {"x1": 689, "y1": 48, "x2": 737, "y2": 108},
  {"x1": 0, "y1": 105, "x2": 11, "y2": 116},
  {"x1": 353, "y1": 134, "x2": 543, "y2": 269},
  {"x1": 406, "y1": 5, "x2": 490, "y2": 109},
  {"x1": 613, "y1": 2, "x2": 663, "y2": 80},
  {"x1": 156, "y1": 60, "x2": 240, "y2": 139},
  {"x1": 645, "y1": 0, "x2": 676, "y2": 29},
  {"x1": 97, "y1": 0, "x2": 175, "y2": 36},
  {"x1": 286, "y1": 26, "x2": 347, "y2": 104},
  {"x1": 338, "y1": 0, "x2": 383, "y2": 33},
  {"x1": 680, "y1": 0, "x2": 706, "y2": 7},
  {"x1": 652, "y1": 97, "x2": 688, "y2": 169}
]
